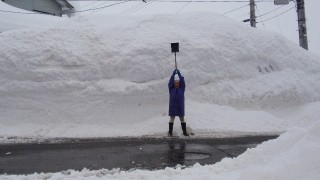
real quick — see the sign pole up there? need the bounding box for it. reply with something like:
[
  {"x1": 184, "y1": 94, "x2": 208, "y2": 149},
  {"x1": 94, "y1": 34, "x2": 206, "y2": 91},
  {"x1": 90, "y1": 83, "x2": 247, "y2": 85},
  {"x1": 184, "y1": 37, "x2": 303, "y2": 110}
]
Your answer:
[{"x1": 175, "y1": 52, "x2": 177, "y2": 70}]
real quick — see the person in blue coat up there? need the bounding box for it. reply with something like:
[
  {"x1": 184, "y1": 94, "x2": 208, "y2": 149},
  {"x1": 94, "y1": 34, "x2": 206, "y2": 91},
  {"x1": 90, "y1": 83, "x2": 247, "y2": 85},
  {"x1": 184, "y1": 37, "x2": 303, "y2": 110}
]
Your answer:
[{"x1": 168, "y1": 69, "x2": 189, "y2": 136}]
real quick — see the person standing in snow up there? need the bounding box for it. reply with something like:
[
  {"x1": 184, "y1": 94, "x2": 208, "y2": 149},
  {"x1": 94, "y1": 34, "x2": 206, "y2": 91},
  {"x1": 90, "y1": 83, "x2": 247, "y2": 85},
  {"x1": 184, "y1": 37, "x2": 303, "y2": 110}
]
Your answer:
[{"x1": 168, "y1": 69, "x2": 189, "y2": 136}]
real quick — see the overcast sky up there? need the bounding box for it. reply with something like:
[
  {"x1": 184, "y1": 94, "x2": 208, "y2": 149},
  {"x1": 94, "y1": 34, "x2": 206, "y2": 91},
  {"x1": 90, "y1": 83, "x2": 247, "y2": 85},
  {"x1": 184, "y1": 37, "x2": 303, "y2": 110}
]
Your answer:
[{"x1": 0, "y1": 0, "x2": 319, "y2": 56}]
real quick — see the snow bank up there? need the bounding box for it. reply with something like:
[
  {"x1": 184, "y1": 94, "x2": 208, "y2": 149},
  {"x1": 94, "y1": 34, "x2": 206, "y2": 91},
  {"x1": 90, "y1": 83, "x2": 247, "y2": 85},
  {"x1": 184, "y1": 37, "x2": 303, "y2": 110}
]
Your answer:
[
  {"x1": 0, "y1": 12, "x2": 320, "y2": 138},
  {"x1": 1, "y1": 13, "x2": 320, "y2": 105}
]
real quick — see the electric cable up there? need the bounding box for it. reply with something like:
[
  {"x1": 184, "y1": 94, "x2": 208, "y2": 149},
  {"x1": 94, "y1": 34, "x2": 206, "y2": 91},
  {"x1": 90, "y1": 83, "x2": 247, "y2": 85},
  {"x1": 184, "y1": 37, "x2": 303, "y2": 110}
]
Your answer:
[
  {"x1": 226, "y1": 1, "x2": 268, "y2": 21},
  {"x1": 223, "y1": 3, "x2": 249, "y2": 15},
  {"x1": 141, "y1": 0, "x2": 271, "y2": 2},
  {"x1": 119, "y1": 1, "x2": 146, "y2": 15},
  {"x1": 176, "y1": 0, "x2": 192, "y2": 14},
  {"x1": 257, "y1": 6, "x2": 295, "y2": 23},
  {"x1": 255, "y1": 3, "x2": 266, "y2": 28},
  {"x1": 72, "y1": 0, "x2": 271, "y2": 2},
  {"x1": 89, "y1": 1, "x2": 113, "y2": 14},
  {"x1": 256, "y1": 4, "x2": 284, "y2": 17},
  {"x1": 74, "y1": 1, "x2": 129, "y2": 12},
  {"x1": 237, "y1": 12, "x2": 250, "y2": 19},
  {"x1": 80, "y1": 1, "x2": 99, "y2": 8},
  {"x1": 0, "y1": 0, "x2": 272, "y2": 15},
  {"x1": 128, "y1": 0, "x2": 157, "y2": 14}
]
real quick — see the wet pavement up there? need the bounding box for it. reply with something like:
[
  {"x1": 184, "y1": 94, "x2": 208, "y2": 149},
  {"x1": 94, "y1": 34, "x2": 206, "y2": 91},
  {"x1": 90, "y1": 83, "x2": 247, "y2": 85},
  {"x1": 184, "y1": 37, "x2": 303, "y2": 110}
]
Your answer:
[{"x1": 0, "y1": 135, "x2": 278, "y2": 175}]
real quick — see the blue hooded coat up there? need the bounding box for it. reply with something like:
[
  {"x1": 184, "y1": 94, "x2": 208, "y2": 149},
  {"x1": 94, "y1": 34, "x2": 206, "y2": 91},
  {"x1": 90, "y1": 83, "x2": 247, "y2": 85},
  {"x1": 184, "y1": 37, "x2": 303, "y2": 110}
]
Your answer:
[{"x1": 168, "y1": 70, "x2": 185, "y2": 117}]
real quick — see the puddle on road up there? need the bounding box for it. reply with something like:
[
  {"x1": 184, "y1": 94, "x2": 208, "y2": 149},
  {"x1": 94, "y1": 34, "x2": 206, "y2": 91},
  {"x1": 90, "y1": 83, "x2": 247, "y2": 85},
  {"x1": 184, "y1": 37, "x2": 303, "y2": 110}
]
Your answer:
[
  {"x1": 184, "y1": 152, "x2": 210, "y2": 160},
  {"x1": 0, "y1": 136, "x2": 278, "y2": 175}
]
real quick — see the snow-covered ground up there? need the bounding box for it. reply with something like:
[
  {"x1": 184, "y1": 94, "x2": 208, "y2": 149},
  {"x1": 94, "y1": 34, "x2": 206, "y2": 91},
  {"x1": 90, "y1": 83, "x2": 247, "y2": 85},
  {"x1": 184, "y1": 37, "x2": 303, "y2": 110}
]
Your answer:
[{"x1": 0, "y1": 13, "x2": 320, "y2": 179}]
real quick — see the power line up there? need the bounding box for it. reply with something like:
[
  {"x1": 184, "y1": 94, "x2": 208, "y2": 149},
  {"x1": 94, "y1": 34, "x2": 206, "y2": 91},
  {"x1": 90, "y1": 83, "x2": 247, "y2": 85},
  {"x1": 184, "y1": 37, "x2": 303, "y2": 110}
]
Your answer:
[
  {"x1": 120, "y1": 1, "x2": 149, "y2": 15},
  {"x1": 0, "y1": 1, "x2": 127, "y2": 14},
  {"x1": 80, "y1": 1, "x2": 99, "y2": 8},
  {"x1": 255, "y1": 3, "x2": 265, "y2": 28},
  {"x1": 75, "y1": 1, "x2": 129, "y2": 12},
  {"x1": 236, "y1": 11, "x2": 249, "y2": 19},
  {"x1": 254, "y1": 2, "x2": 274, "y2": 14},
  {"x1": 141, "y1": 0, "x2": 271, "y2": 2},
  {"x1": 89, "y1": 1, "x2": 113, "y2": 14},
  {"x1": 119, "y1": 2, "x2": 144, "y2": 14},
  {"x1": 223, "y1": 3, "x2": 249, "y2": 15},
  {"x1": 92, "y1": 1, "x2": 110, "y2": 8},
  {"x1": 257, "y1": 6, "x2": 295, "y2": 23},
  {"x1": 256, "y1": 4, "x2": 284, "y2": 17},
  {"x1": 223, "y1": 1, "x2": 272, "y2": 20},
  {"x1": 0, "y1": 0, "x2": 272, "y2": 15},
  {"x1": 128, "y1": 0, "x2": 156, "y2": 14},
  {"x1": 72, "y1": 0, "x2": 272, "y2": 2},
  {"x1": 176, "y1": 0, "x2": 192, "y2": 14}
]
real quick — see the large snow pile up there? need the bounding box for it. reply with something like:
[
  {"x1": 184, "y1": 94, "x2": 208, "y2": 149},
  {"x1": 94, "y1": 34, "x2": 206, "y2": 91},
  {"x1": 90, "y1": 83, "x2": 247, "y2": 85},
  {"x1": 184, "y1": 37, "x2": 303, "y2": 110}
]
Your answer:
[
  {"x1": 1, "y1": 13, "x2": 320, "y2": 106},
  {"x1": 1, "y1": 12, "x2": 320, "y2": 179},
  {"x1": 0, "y1": 13, "x2": 320, "y2": 138}
]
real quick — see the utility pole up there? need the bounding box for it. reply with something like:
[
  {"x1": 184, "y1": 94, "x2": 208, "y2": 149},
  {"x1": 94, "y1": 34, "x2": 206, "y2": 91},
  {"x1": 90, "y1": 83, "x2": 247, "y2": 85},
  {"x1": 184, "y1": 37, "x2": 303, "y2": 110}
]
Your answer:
[
  {"x1": 296, "y1": 0, "x2": 308, "y2": 50},
  {"x1": 250, "y1": 0, "x2": 256, "y2": 27},
  {"x1": 274, "y1": 0, "x2": 308, "y2": 50}
]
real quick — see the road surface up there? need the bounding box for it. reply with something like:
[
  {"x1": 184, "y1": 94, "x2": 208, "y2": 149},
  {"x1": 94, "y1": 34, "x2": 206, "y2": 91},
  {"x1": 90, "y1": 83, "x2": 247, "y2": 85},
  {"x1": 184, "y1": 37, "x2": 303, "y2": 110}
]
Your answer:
[{"x1": 0, "y1": 135, "x2": 278, "y2": 175}]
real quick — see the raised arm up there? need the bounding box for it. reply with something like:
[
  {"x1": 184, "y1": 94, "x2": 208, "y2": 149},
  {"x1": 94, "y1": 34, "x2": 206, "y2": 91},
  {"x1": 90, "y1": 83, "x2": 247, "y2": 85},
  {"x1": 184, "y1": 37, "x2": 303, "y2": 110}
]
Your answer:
[
  {"x1": 168, "y1": 70, "x2": 176, "y2": 90},
  {"x1": 177, "y1": 70, "x2": 186, "y2": 92}
]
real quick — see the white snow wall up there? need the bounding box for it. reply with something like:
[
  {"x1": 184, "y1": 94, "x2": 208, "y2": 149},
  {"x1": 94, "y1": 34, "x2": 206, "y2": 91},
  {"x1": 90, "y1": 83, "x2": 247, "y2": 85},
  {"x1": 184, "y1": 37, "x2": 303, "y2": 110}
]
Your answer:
[{"x1": 0, "y1": 13, "x2": 320, "y2": 109}]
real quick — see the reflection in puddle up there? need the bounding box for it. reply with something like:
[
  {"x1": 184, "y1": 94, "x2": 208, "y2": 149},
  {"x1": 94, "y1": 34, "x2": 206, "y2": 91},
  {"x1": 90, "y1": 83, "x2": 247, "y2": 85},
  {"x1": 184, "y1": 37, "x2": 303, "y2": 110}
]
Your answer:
[
  {"x1": 184, "y1": 152, "x2": 210, "y2": 160},
  {"x1": 167, "y1": 141, "x2": 213, "y2": 167}
]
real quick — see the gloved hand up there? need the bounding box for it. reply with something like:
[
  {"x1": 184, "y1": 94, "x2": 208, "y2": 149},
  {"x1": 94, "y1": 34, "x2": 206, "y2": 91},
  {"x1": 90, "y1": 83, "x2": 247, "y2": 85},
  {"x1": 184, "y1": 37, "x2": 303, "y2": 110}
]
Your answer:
[
  {"x1": 173, "y1": 69, "x2": 177, "y2": 74},
  {"x1": 176, "y1": 69, "x2": 181, "y2": 75}
]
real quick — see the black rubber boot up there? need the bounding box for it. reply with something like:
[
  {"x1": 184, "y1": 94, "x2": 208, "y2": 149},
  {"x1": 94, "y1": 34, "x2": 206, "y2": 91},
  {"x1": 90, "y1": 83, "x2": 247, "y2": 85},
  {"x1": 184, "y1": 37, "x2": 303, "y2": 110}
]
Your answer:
[
  {"x1": 169, "y1": 123, "x2": 173, "y2": 136},
  {"x1": 181, "y1": 123, "x2": 189, "y2": 136}
]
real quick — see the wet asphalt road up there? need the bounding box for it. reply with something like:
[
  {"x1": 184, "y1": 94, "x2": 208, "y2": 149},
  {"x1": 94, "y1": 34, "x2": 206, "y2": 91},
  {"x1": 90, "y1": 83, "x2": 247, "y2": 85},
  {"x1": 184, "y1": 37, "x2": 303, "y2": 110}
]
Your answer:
[{"x1": 0, "y1": 135, "x2": 278, "y2": 175}]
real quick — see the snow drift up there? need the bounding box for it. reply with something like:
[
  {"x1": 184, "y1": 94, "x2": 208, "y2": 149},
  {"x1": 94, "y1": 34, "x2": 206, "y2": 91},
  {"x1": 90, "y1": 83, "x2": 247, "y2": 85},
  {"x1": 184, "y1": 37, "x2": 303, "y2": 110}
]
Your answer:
[
  {"x1": 1, "y1": 13, "x2": 320, "y2": 106},
  {"x1": 0, "y1": 13, "x2": 320, "y2": 138}
]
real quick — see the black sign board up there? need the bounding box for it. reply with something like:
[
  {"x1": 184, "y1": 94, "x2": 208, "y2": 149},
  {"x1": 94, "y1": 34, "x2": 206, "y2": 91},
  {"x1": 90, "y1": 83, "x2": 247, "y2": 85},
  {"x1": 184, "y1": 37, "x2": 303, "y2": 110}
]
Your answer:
[{"x1": 171, "y1": 43, "x2": 179, "y2": 53}]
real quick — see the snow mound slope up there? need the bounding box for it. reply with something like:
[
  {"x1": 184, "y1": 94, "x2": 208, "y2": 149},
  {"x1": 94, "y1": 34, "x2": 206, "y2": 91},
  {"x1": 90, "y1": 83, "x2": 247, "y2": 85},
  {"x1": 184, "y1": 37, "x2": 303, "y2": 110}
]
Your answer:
[
  {"x1": 0, "y1": 13, "x2": 320, "y2": 106},
  {"x1": 0, "y1": 12, "x2": 320, "y2": 138}
]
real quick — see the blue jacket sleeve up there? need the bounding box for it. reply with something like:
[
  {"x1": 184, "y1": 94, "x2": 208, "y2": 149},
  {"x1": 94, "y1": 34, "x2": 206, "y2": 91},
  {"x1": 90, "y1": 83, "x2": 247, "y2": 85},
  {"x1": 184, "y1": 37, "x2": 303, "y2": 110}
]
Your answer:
[
  {"x1": 177, "y1": 72, "x2": 186, "y2": 92},
  {"x1": 168, "y1": 74, "x2": 175, "y2": 91}
]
